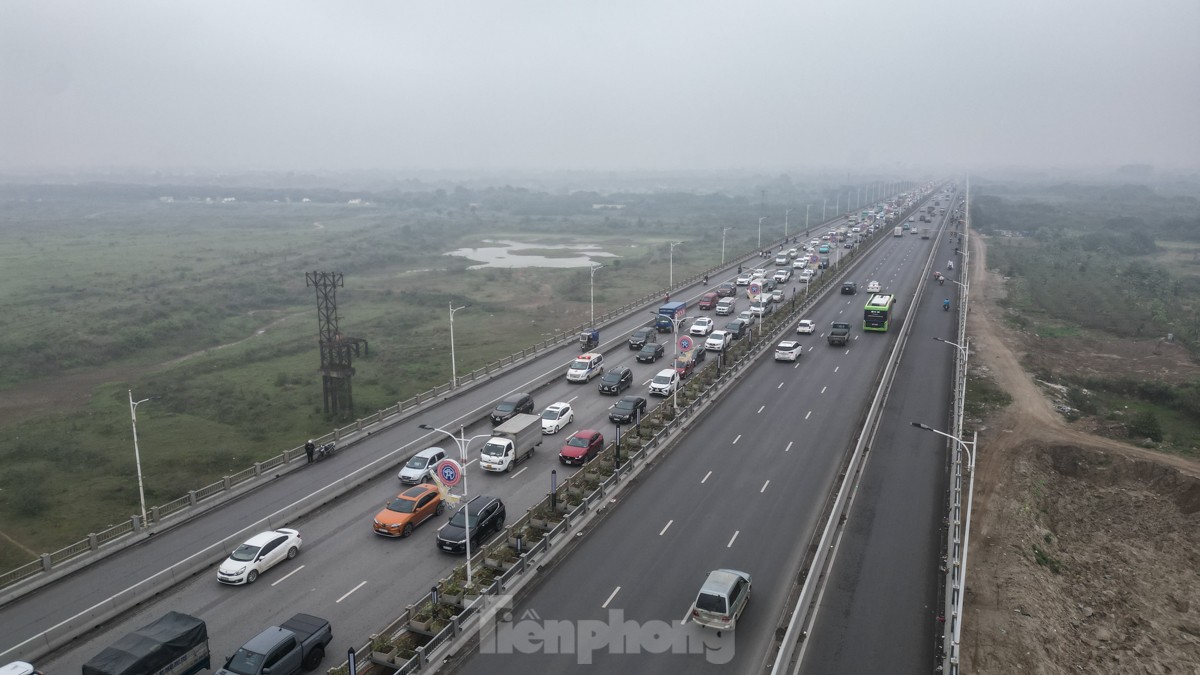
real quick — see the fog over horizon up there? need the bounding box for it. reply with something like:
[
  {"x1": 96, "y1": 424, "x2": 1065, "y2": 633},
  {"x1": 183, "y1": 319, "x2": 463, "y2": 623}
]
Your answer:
[{"x1": 3, "y1": 0, "x2": 1198, "y2": 175}]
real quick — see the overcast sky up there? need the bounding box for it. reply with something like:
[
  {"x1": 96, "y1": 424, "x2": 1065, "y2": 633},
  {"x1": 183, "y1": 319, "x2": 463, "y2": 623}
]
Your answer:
[{"x1": 3, "y1": 0, "x2": 1198, "y2": 173}]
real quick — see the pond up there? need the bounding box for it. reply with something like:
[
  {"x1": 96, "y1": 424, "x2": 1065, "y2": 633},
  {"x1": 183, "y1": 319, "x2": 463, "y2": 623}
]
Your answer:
[{"x1": 445, "y1": 239, "x2": 621, "y2": 269}]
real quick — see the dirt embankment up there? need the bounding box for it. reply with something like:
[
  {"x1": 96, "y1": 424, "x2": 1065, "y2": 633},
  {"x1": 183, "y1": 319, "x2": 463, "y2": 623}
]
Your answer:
[{"x1": 962, "y1": 234, "x2": 1200, "y2": 673}]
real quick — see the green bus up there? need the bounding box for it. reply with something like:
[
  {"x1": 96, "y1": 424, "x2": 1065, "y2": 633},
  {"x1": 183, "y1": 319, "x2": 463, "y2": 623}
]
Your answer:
[{"x1": 864, "y1": 293, "x2": 896, "y2": 332}]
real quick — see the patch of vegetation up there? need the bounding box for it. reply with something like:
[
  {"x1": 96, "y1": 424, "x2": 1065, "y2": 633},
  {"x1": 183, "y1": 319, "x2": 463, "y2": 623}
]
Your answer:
[
  {"x1": 965, "y1": 372, "x2": 1013, "y2": 419},
  {"x1": 1032, "y1": 543, "x2": 1063, "y2": 574}
]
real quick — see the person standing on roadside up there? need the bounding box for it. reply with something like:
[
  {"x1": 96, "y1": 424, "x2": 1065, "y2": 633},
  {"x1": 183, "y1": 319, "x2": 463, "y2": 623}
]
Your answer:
[{"x1": 305, "y1": 439, "x2": 316, "y2": 464}]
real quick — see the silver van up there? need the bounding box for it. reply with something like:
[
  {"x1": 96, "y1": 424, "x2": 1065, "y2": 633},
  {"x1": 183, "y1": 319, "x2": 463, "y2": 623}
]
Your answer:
[
  {"x1": 398, "y1": 447, "x2": 446, "y2": 484},
  {"x1": 691, "y1": 568, "x2": 752, "y2": 630}
]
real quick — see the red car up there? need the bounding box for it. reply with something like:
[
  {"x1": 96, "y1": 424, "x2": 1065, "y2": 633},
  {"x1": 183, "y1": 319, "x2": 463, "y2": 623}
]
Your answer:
[
  {"x1": 559, "y1": 429, "x2": 605, "y2": 465},
  {"x1": 697, "y1": 292, "x2": 719, "y2": 310}
]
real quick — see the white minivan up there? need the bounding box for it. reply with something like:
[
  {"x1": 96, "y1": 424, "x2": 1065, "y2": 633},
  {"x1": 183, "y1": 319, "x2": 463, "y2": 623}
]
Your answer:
[{"x1": 648, "y1": 369, "x2": 679, "y2": 397}]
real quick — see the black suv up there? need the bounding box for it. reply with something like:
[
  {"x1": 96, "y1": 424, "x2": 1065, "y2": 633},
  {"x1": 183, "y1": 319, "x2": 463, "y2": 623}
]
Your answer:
[
  {"x1": 609, "y1": 395, "x2": 647, "y2": 424},
  {"x1": 841, "y1": 282, "x2": 857, "y2": 295},
  {"x1": 436, "y1": 495, "x2": 506, "y2": 554},
  {"x1": 716, "y1": 283, "x2": 737, "y2": 297},
  {"x1": 628, "y1": 327, "x2": 658, "y2": 350},
  {"x1": 490, "y1": 392, "x2": 534, "y2": 425},
  {"x1": 598, "y1": 367, "x2": 633, "y2": 395},
  {"x1": 724, "y1": 319, "x2": 749, "y2": 340}
]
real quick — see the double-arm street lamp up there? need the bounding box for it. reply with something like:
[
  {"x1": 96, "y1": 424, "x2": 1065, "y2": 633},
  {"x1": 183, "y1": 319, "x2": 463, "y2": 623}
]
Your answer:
[
  {"x1": 419, "y1": 423, "x2": 492, "y2": 588},
  {"x1": 649, "y1": 311, "x2": 689, "y2": 411},
  {"x1": 932, "y1": 336, "x2": 969, "y2": 359},
  {"x1": 589, "y1": 264, "x2": 604, "y2": 327},
  {"x1": 128, "y1": 390, "x2": 154, "y2": 528},
  {"x1": 668, "y1": 242, "x2": 683, "y2": 289},
  {"x1": 912, "y1": 422, "x2": 978, "y2": 673},
  {"x1": 449, "y1": 303, "x2": 468, "y2": 389}
]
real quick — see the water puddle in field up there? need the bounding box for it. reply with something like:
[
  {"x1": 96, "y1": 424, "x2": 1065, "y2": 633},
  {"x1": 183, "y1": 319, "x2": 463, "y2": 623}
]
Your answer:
[{"x1": 445, "y1": 239, "x2": 621, "y2": 269}]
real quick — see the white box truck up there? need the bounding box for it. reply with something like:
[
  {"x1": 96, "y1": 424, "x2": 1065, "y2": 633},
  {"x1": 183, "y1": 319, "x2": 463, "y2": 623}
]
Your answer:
[{"x1": 480, "y1": 413, "x2": 542, "y2": 472}]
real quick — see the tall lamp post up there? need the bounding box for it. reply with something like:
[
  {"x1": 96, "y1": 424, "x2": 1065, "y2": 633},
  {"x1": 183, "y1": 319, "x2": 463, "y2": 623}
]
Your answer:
[
  {"x1": 805, "y1": 204, "x2": 811, "y2": 236},
  {"x1": 419, "y1": 423, "x2": 492, "y2": 588},
  {"x1": 757, "y1": 217, "x2": 766, "y2": 250},
  {"x1": 589, "y1": 264, "x2": 604, "y2": 327},
  {"x1": 822, "y1": 199, "x2": 827, "y2": 221},
  {"x1": 449, "y1": 303, "x2": 468, "y2": 389},
  {"x1": 784, "y1": 208, "x2": 792, "y2": 240},
  {"x1": 721, "y1": 227, "x2": 734, "y2": 265},
  {"x1": 911, "y1": 422, "x2": 977, "y2": 673},
  {"x1": 668, "y1": 241, "x2": 683, "y2": 289},
  {"x1": 649, "y1": 311, "x2": 689, "y2": 411},
  {"x1": 128, "y1": 390, "x2": 153, "y2": 528}
]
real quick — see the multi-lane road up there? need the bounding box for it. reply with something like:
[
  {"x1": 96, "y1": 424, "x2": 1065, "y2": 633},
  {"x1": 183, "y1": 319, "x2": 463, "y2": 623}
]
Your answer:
[
  {"x1": 451, "y1": 197, "x2": 959, "y2": 674},
  {"x1": 4, "y1": 187, "x2": 955, "y2": 674}
]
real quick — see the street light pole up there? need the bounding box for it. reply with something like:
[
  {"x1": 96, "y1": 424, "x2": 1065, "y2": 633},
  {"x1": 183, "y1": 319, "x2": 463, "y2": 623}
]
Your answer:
[
  {"x1": 822, "y1": 199, "x2": 827, "y2": 221},
  {"x1": 721, "y1": 227, "x2": 733, "y2": 265},
  {"x1": 649, "y1": 311, "x2": 688, "y2": 411},
  {"x1": 912, "y1": 422, "x2": 977, "y2": 673},
  {"x1": 128, "y1": 390, "x2": 152, "y2": 529},
  {"x1": 419, "y1": 423, "x2": 491, "y2": 588},
  {"x1": 449, "y1": 303, "x2": 467, "y2": 389},
  {"x1": 668, "y1": 242, "x2": 682, "y2": 290},
  {"x1": 805, "y1": 204, "x2": 810, "y2": 236},
  {"x1": 589, "y1": 264, "x2": 604, "y2": 327},
  {"x1": 757, "y1": 217, "x2": 766, "y2": 250},
  {"x1": 784, "y1": 208, "x2": 792, "y2": 240}
]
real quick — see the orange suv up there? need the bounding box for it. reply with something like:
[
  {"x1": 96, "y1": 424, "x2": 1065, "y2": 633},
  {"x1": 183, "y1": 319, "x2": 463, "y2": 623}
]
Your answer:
[{"x1": 373, "y1": 484, "x2": 444, "y2": 537}]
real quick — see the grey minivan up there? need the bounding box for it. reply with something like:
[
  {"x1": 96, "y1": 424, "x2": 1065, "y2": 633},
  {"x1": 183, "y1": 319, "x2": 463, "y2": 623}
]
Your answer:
[{"x1": 691, "y1": 568, "x2": 752, "y2": 630}]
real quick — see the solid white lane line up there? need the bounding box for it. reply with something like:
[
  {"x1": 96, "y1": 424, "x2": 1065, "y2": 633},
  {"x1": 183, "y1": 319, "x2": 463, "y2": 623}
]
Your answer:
[
  {"x1": 509, "y1": 466, "x2": 528, "y2": 480},
  {"x1": 337, "y1": 580, "x2": 367, "y2": 603},
  {"x1": 732, "y1": 434, "x2": 742, "y2": 444},
  {"x1": 702, "y1": 470, "x2": 712, "y2": 483},
  {"x1": 785, "y1": 441, "x2": 794, "y2": 452},
  {"x1": 761, "y1": 480, "x2": 770, "y2": 493},
  {"x1": 602, "y1": 586, "x2": 621, "y2": 609},
  {"x1": 660, "y1": 520, "x2": 673, "y2": 536},
  {"x1": 271, "y1": 565, "x2": 305, "y2": 586},
  {"x1": 727, "y1": 531, "x2": 739, "y2": 548}
]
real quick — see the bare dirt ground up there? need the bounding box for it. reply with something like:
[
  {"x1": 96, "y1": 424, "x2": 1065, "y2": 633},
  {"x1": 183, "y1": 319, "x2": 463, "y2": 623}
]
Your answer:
[{"x1": 962, "y1": 234, "x2": 1200, "y2": 674}]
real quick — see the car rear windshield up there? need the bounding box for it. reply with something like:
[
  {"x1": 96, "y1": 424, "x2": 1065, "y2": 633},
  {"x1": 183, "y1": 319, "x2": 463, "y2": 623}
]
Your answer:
[{"x1": 695, "y1": 592, "x2": 727, "y2": 613}]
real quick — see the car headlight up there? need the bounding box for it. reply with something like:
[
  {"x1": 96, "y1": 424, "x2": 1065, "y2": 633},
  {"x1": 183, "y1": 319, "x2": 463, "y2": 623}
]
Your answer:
[{"x1": 229, "y1": 564, "x2": 246, "y2": 575}]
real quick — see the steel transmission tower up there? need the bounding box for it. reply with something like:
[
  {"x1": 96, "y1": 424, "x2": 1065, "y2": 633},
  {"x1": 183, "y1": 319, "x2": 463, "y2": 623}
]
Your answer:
[{"x1": 306, "y1": 272, "x2": 367, "y2": 416}]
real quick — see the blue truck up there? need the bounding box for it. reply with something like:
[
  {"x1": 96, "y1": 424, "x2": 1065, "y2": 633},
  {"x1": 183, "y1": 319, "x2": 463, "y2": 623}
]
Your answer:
[{"x1": 655, "y1": 301, "x2": 687, "y2": 332}]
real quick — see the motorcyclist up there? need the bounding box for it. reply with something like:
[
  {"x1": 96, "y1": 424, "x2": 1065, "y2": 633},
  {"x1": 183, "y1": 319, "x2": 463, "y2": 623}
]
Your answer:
[
  {"x1": 943, "y1": 298, "x2": 951, "y2": 311},
  {"x1": 703, "y1": 273, "x2": 709, "y2": 285},
  {"x1": 947, "y1": 260, "x2": 954, "y2": 271}
]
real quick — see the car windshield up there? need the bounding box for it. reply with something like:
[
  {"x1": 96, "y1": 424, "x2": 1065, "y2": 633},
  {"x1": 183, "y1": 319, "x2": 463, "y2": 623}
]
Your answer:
[
  {"x1": 405, "y1": 456, "x2": 429, "y2": 469},
  {"x1": 616, "y1": 400, "x2": 636, "y2": 410},
  {"x1": 674, "y1": 358, "x2": 689, "y2": 368},
  {"x1": 570, "y1": 360, "x2": 588, "y2": 370},
  {"x1": 653, "y1": 374, "x2": 672, "y2": 384},
  {"x1": 567, "y1": 436, "x2": 590, "y2": 448},
  {"x1": 495, "y1": 402, "x2": 516, "y2": 412},
  {"x1": 229, "y1": 543, "x2": 261, "y2": 562},
  {"x1": 639, "y1": 345, "x2": 656, "y2": 353},
  {"x1": 224, "y1": 648, "x2": 266, "y2": 675},
  {"x1": 695, "y1": 592, "x2": 727, "y2": 613},
  {"x1": 387, "y1": 497, "x2": 417, "y2": 514},
  {"x1": 449, "y1": 509, "x2": 477, "y2": 529},
  {"x1": 481, "y1": 440, "x2": 507, "y2": 457},
  {"x1": 602, "y1": 372, "x2": 620, "y2": 383},
  {"x1": 542, "y1": 409, "x2": 562, "y2": 420}
]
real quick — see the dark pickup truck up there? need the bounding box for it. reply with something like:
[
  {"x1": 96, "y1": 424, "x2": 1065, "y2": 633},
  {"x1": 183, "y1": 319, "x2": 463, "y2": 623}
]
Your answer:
[
  {"x1": 827, "y1": 321, "x2": 851, "y2": 346},
  {"x1": 216, "y1": 614, "x2": 332, "y2": 675}
]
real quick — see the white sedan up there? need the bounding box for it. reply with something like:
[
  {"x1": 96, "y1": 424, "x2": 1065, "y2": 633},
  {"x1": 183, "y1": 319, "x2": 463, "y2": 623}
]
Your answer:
[
  {"x1": 796, "y1": 319, "x2": 816, "y2": 334},
  {"x1": 541, "y1": 402, "x2": 574, "y2": 434},
  {"x1": 689, "y1": 317, "x2": 715, "y2": 336},
  {"x1": 217, "y1": 528, "x2": 302, "y2": 585},
  {"x1": 775, "y1": 341, "x2": 803, "y2": 361},
  {"x1": 866, "y1": 280, "x2": 881, "y2": 293}
]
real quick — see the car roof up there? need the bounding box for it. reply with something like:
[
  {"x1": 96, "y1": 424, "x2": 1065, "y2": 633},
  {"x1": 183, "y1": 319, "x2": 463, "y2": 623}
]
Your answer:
[
  {"x1": 400, "y1": 484, "x2": 435, "y2": 498},
  {"x1": 546, "y1": 402, "x2": 570, "y2": 411},
  {"x1": 700, "y1": 568, "x2": 750, "y2": 594},
  {"x1": 416, "y1": 446, "x2": 445, "y2": 458},
  {"x1": 777, "y1": 341, "x2": 800, "y2": 348},
  {"x1": 243, "y1": 529, "x2": 289, "y2": 546},
  {"x1": 577, "y1": 352, "x2": 602, "y2": 361},
  {"x1": 655, "y1": 368, "x2": 676, "y2": 377},
  {"x1": 619, "y1": 395, "x2": 645, "y2": 403}
]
